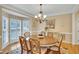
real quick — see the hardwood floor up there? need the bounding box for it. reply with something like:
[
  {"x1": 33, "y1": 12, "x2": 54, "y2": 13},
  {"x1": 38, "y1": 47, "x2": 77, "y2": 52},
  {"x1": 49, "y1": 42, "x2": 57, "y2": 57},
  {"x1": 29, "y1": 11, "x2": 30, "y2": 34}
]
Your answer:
[
  {"x1": 2, "y1": 41, "x2": 79, "y2": 54},
  {"x1": 61, "y1": 43, "x2": 79, "y2": 54},
  {"x1": 10, "y1": 42, "x2": 79, "y2": 54}
]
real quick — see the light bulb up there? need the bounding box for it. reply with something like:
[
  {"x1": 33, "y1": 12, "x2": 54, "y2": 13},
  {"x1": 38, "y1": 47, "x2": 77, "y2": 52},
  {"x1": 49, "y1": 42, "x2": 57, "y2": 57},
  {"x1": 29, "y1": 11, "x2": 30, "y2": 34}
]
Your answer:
[
  {"x1": 38, "y1": 14, "x2": 41, "y2": 17},
  {"x1": 35, "y1": 16, "x2": 37, "y2": 18},
  {"x1": 43, "y1": 15, "x2": 47, "y2": 18}
]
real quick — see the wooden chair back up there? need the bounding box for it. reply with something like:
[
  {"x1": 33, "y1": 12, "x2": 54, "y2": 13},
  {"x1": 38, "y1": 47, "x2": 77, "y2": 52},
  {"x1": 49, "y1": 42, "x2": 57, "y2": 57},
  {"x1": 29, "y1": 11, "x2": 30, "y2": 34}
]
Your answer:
[
  {"x1": 53, "y1": 33, "x2": 64, "y2": 47},
  {"x1": 53, "y1": 32, "x2": 59, "y2": 40},
  {"x1": 50, "y1": 33, "x2": 65, "y2": 54},
  {"x1": 24, "y1": 32, "x2": 30, "y2": 38},
  {"x1": 19, "y1": 36, "x2": 28, "y2": 54},
  {"x1": 57, "y1": 34, "x2": 65, "y2": 50},
  {"x1": 59, "y1": 34, "x2": 65, "y2": 47},
  {"x1": 29, "y1": 38, "x2": 41, "y2": 54}
]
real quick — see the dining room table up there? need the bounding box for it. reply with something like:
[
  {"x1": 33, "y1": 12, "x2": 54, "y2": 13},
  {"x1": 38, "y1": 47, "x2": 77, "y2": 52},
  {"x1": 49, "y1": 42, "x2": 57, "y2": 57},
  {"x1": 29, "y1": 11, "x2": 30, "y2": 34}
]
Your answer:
[{"x1": 30, "y1": 35, "x2": 58, "y2": 49}]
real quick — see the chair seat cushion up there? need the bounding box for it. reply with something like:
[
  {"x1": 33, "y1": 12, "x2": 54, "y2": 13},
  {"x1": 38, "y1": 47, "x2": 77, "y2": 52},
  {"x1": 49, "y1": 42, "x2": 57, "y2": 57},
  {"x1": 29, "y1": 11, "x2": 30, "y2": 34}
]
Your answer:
[
  {"x1": 32, "y1": 48, "x2": 47, "y2": 54},
  {"x1": 50, "y1": 46, "x2": 59, "y2": 51},
  {"x1": 41, "y1": 48, "x2": 47, "y2": 54}
]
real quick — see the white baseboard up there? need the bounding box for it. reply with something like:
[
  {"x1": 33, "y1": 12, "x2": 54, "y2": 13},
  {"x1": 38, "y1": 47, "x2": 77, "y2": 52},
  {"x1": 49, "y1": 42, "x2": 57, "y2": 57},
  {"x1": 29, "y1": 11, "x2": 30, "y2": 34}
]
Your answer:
[{"x1": 63, "y1": 41, "x2": 79, "y2": 45}]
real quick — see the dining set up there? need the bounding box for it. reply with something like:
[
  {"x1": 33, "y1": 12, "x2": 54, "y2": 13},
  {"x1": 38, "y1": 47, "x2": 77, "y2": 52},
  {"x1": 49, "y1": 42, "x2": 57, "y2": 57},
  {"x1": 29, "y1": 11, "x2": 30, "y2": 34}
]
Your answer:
[{"x1": 19, "y1": 32, "x2": 65, "y2": 54}]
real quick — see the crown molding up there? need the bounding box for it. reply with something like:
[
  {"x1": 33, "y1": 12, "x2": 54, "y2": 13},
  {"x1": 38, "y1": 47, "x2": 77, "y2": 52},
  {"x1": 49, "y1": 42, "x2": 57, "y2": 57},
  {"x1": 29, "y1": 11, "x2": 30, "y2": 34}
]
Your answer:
[
  {"x1": 72, "y1": 4, "x2": 79, "y2": 13},
  {"x1": 1, "y1": 4, "x2": 79, "y2": 18},
  {"x1": 0, "y1": 5, "x2": 34, "y2": 18},
  {"x1": 47, "y1": 12, "x2": 72, "y2": 17}
]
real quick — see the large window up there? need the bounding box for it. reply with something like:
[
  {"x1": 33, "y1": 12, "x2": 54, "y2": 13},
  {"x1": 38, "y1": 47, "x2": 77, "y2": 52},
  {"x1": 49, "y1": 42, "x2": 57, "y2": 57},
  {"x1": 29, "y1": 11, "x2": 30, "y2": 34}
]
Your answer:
[
  {"x1": 10, "y1": 17, "x2": 30, "y2": 44},
  {"x1": 2, "y1": 16, "x2": 9, "y2": 48},
  {"x1": 10, "y1": 18, "x2": 21, "y2": 44},
  {"x1": 2, "y1": 13, "x2": 30, "y2": 46},
  {"x1": 22, "y1": 19, "x2": 30, "y2": 35}
]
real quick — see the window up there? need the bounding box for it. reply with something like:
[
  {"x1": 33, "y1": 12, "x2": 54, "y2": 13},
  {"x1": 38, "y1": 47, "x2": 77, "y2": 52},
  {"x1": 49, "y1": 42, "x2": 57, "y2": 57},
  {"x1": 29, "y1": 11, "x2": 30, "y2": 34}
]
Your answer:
[
  {"x1": 2, "y1": 16, "x2": 9, "y2": 48},
  {"x1": 10, "y1": 18, "x2": 21, "y2": 43},
  {"x1": 2, "y1": 14, "x2": 30, "y2": 45},
  {"x1": 22, "y1": 19, "x2": 30, "y2": 35}
]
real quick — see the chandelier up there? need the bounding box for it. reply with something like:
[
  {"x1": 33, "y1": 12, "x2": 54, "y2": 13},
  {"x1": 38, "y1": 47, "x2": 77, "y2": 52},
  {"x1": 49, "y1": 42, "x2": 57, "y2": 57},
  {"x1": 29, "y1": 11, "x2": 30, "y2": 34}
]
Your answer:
[{"x1": 34, "y1": 4, "x2": 47, "y2": 23}]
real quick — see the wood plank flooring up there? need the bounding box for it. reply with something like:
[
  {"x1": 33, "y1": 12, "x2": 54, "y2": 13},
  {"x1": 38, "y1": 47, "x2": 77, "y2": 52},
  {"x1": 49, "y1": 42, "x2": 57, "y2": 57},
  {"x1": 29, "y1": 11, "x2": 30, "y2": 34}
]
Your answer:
[
  {"x1": 61, "y1": 43, "x2": 79, "y2": 54},
  {"x1": 2, "y1": 41, "x2": 79, "y2": 54}
]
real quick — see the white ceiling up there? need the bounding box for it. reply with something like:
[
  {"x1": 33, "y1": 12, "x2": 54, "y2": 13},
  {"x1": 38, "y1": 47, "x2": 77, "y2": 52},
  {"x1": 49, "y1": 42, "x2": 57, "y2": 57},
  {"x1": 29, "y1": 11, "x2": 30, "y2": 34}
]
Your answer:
[{"x1": 2, "y1": 4, "x2": 78, "y2": 16}]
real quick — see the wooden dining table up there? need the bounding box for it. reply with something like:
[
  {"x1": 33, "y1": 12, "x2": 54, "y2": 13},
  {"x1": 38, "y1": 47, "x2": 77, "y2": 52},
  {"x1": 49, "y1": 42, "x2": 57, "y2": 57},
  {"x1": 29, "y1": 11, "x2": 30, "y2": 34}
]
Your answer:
[{"x1": 30, "y1": 35, "x2": 58, "y2": 48}]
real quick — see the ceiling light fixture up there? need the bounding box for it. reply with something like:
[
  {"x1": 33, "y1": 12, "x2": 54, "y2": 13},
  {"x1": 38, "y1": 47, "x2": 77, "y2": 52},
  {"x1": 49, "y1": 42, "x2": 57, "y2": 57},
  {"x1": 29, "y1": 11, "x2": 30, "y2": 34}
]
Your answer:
[{"x1": 34, "y1": 4, "x2": 47, "y2": 23}]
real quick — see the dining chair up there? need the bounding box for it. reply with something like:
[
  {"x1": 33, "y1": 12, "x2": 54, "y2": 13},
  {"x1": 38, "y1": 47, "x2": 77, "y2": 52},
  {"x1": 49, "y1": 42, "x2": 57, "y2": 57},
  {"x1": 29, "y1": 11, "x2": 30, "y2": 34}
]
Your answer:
[
  {"x1": 24, "y1": 32, "x2": 30, "y2": 38},
  {"x1": 19, "y1": 36, "x2": 29, "y2": 54},
  {"x1": 29, "y1": 38, "x2": 47, "y2": 54},
  {"x1": 49, "y1": 34, "x2": 65, "y2": 54}
]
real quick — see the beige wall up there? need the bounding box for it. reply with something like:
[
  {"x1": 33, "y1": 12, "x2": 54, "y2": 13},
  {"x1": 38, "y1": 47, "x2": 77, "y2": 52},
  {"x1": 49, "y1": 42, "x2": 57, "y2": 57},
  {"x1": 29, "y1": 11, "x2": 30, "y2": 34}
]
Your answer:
[
  {"x1": 31, "y1": 18, "x2": 46, "y2": 35},
  {"x1": 0, "y1": 7, "x2": 2, "y2": 50},
  {"x1": 47, "y1": 14, "x2": 72, "y2": 33}
]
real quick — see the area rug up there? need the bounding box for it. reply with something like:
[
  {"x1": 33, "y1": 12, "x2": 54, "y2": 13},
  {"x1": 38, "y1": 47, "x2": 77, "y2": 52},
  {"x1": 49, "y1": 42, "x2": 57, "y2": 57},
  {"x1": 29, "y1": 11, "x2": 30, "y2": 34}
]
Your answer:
[
  {"x1": 8, "y1": 47, "x2": 68, "y2": 54},
  {"x1": 8, "y1": 47, "x2": 21, "y2": 54}
]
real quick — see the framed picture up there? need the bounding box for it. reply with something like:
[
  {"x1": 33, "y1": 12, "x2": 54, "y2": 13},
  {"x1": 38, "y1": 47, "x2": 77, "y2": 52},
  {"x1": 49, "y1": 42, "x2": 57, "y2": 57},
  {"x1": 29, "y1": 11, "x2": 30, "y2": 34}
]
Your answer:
[{"x1": 46, "y1": 19, "x2": 55, "y2": 29}]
